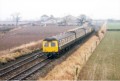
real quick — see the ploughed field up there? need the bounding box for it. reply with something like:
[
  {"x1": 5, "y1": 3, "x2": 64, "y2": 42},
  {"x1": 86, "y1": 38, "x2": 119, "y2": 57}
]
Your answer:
[
  {"x1": 78, "y1": 22, "x2": 120, "y2": 80},
  {"x1": 0, "y1": 25, "x2": 77, "y2": 51}
]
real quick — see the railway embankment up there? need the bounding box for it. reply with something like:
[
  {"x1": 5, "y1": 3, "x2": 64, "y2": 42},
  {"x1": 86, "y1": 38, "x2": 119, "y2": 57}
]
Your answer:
[
  {"x1": 39, "y1": 23, "x2": 107, "y2": 80},
  {"x1": 0, "y1": 40, "x2": 42, "y2": 63}
]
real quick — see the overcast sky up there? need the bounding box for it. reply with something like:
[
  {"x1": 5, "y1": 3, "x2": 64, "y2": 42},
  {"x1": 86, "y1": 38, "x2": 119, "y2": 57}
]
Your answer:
[{"x1": 0, "y1": 0, "x2": 120, "y2": 20}]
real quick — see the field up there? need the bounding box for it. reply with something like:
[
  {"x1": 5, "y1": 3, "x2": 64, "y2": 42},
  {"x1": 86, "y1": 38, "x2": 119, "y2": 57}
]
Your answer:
[
  {"x1": 78, "y1": 22, "x2": 120, "y2": 80},
  {"x1": 107, "y1": 22, "x2": 120, "y2": 29},
  {"x1": 0, "y1": 25, "x2": 77, "y2": 51},
  {"x1": 0, "y1": 26, "x2": 15, "y2": 36},
  {"x1": 0, "y1": 26, "x2": 15, "y2": 32}
]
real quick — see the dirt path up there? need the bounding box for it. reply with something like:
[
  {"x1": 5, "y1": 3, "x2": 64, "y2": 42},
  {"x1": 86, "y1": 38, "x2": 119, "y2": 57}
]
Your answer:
[{"x1": 78, "y1": 31, "x2": 120, "y2": 80}]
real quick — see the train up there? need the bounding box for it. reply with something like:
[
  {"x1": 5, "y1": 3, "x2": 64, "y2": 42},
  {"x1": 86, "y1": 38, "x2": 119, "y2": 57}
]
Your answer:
[{"x1": 42, "y1": 24, "x2": 94, "y2": 57}]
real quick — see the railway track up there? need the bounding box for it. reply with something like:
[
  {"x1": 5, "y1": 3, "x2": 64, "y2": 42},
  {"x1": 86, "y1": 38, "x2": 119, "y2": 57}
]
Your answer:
[
  {"x1": 0, "y1": 52, "x2": 42, "y2": 74},
  {"x1": 9, "y1": 58, "x2": 51, "y2": 80},
  {"x1": 0, "y1": 51, "x2": 41, "y2": 69},
  {"x1": 0, "y1": 51, "x2": 51, "y2": 80}
]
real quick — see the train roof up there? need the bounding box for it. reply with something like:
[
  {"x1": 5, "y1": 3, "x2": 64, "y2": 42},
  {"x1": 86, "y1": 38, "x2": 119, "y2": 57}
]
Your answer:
[
  {"x1": 68, "y1": 26, "x2": 84, "y2": 31},
  {"x1": 68, "y1": 25, "x2": 92, "y2": 32},
  {"x1": 44, "y1": 37, "x2": 57, "y2": 41},
  {"x1": 44, "y1": 25, "x2": 92, "y2": 42},
  {"x1": 44, "y1": 32, "x2": 75, "y2": 41},
  {"x1": 52, "y1": 32, "x2": 75, "y2": 41}
]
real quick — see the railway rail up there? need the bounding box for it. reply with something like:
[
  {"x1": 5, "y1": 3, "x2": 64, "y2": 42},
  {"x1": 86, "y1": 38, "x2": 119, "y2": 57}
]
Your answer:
[
  {"x1": 9, "y1": 58, "x2": 51, "y2": 80},
  {"x1": 0, "y1": 51, "x2": 41, "y2": 69},
  {"x1": 0, "y1": 51, "x2": 51, "y2": 80},
  {"x1": 0, "y1": 52, "x2": 43, "y2": 76}
]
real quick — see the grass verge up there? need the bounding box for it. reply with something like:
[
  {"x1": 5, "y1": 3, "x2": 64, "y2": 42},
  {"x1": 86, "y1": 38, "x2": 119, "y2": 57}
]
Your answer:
[{"x1": 0, "y1": 40, "x2": 42, "y2": 63}]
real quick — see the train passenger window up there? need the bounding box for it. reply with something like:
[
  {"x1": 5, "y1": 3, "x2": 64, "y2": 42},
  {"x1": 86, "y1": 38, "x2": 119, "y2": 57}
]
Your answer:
[
  {"x1": 63, "y1": 39, "x2": 64, "y2": 44},
  {"x1": 51, "y1": 42, "x2": 56, "y2": 47},
  {"x1": 44, "y1": 42, "x2": 49, "y2": 47},
  {"x1": 60, "y1": 40, "x2": 62, "y2": 46},
  {"x1": 60, "y1": 40, "x2": 62, "y2": 44},
  {"x1": 62, "y1": 40, "x2": 64, "y2": 44},
  {"x1": 66, "y1": 38, "x2": 67, "y2": 42},
  {"x1": 59, "y1": 41, "x2": 61, "y2": 46},
  {"x1": 64, "y1": 39, "x2": 66, "y2": 43},
  {"x1": 70, "y1": 37, "x2": 71, "y2": 41},
  {"x1": 68, "y1": 37, "x2": 70, "y2": 41},
  {"x1": 66, "y1": 38, "x2": 68, "y2": 42},
  {"x1": 72, "y1": 36, "x2": 73, "y2": 40}
]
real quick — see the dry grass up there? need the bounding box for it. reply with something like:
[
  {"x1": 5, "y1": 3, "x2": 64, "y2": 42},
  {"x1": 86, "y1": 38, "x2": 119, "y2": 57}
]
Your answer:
[
  {"x1": 95, "y1": 23, "x2": 107, "y2": 39},
  {"x1": 39, "y1": 23, "x2": 107, "y2": 80},
  {"x1": 0, "y1": 40, "x2": 42, "y2": 63}
]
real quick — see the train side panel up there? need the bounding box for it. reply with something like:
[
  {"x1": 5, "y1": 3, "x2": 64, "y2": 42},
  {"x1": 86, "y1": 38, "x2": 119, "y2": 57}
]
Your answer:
[
  {"x1": 75, "y1": 28, "x2": 86, "y2": 39},
  {"x1": 58, "y1": 33, "x2": 76, "y2": 50}
]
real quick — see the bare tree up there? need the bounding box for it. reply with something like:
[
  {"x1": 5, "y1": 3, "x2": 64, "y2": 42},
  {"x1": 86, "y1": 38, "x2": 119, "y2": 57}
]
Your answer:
[
  {"x1": 63, "y1": 15, "x2": 73, "y2": 26},
  {"x1": 77, "y1": 15, "x2": 92, "y2": 26},
  {"x1": 77, "y1": 14, "x2": 87, "y2": 25},
  {"x1": 63, "y1": 17, "x2": 68, "y2": 26},
  {"x1": 11, "y1": 13, "x2": 21, "y2": 27}
]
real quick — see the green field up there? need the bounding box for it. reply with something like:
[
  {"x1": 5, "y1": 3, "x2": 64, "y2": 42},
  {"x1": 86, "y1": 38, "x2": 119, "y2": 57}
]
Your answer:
[
  {"x1": 78, "y1": 23, "x2": 120, "y2": 80},
  {"x1": 107, "y1": 22, "x2": 120, "y2": 29}
]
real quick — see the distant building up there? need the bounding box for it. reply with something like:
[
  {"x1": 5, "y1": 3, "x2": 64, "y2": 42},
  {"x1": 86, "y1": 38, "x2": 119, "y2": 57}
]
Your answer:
[
  {"x1": 57, "y1": 15, "x2": 78, "y2": 26},
  {"x1": 0, "y1": 21, "x2": 16, "y2": 26},
  {"x1": 40, "y1": 15, "x2": 57, "y2": 27}
]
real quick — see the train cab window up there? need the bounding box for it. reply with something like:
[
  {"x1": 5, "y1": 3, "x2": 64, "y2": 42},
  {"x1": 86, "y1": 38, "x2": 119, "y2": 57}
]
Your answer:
[
  {"x1": 62, "y1": 39, "x2": 64, "y2": 44},
  {"x1": 51, "y1": 42, "x2": 56, "y2": 47},
  {"x1": 63, "y1": 39, "x2": 65, "y2": 43},
  {"x1": 44, "y1": 42, "x2": 49, "y2": 47},
  {"x1": 66, "y1": 38, "x2": 68, "y2": 42}
]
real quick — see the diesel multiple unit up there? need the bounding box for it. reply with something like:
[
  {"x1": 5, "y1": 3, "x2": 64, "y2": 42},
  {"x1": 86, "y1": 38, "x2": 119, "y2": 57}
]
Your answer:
[{"x1": 42, "y1": 25, "x2": 94, "y2": 57}]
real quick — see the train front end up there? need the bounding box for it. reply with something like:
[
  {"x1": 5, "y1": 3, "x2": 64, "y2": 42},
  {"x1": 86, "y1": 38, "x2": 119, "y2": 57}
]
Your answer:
[{"x1": 42, "y1": 38, "x2": 59, "y2": 57}]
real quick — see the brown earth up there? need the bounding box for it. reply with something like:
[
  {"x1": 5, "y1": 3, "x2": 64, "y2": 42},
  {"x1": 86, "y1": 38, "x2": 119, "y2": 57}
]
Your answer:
[{"x1": 0, "y1": 25, "x2": 77, "y2": 51}]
